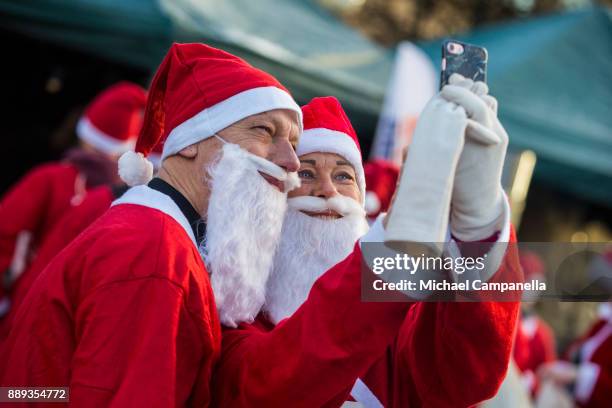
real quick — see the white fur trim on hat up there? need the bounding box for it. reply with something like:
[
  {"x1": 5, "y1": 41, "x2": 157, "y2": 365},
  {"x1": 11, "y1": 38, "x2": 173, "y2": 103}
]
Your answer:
[
  {"x1": 77, "y1": 116, "x2": 136, "y2": 155},
  {"x1": 118, "y1": 150, "x2": 154, "y2": 186},
  {"x1": 296, "y1": 128, "x2": 365, "y2": 205},
  {"x1": 161, "y1": 86, "x2": 302, "y2": 160},
  {"x1": 148, "y1": 153, "x2": 162, "y2": 170}
]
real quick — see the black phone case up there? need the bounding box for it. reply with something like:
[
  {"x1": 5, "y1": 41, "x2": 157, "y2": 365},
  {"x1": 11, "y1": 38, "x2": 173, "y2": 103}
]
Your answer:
[{"x1": 440, "y1": 40, "x2": 488, "y2": 89}]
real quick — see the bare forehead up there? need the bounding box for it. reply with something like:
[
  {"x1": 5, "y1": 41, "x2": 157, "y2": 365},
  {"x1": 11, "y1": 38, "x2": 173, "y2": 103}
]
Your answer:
[
  {"x1": 244, "y1": 109, "x2": 300, "y2": 128},
  {"x1": 300, "y1": 152, "x2": 354, "y2": 170}
]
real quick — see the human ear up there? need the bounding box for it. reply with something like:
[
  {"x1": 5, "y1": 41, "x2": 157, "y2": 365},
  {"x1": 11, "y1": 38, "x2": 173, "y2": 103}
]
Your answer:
[{"x1": 177, "y1": 144, "x2": 198, "y2": 159}]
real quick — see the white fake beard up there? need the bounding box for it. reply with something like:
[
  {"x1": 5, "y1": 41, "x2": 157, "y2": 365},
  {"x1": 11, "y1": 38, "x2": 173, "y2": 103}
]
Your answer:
[
  {"x1": 203, "y1": 143, "x2": 300, "y2": 328},
  {"x1": 264, "y1": 195, "x2": 369, "y2": 324}
]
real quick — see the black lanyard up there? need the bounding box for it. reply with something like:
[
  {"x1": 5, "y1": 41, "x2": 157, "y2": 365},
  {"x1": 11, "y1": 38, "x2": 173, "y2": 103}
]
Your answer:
[{"x1": 148, "y1": 178, "x2": 206, "y2": 244}]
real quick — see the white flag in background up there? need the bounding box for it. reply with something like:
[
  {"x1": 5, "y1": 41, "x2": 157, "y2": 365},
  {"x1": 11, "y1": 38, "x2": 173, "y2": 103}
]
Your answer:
[{"x1": 370, "y1": 42, "x2": 437, "y2": 165}]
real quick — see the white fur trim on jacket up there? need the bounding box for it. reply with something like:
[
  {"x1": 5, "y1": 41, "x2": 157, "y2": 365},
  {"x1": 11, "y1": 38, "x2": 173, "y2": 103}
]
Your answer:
[
  {"x1": 112, "y1": 185, "x2": 196, "y2": 245},
  {"x1": 575, "y1": 362, "x2": 601, "y2": 404}
]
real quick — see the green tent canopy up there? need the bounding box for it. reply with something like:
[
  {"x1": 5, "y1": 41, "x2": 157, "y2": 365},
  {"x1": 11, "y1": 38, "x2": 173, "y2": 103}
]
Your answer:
[
  {"x1": 0, "y1": 1, "x2": 610, "y2": 205},
  {"x1": 419, "y1": 7, "x2": 612, "y2": 207},
  {"x1": 0, "y1": 0, "x2": 391, "y2": 135}
]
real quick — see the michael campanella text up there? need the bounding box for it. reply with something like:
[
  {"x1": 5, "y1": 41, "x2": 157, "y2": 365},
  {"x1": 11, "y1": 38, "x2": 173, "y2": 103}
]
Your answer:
[{"x1": 373, "y1": 279, "x2": 547, "y2": 293}]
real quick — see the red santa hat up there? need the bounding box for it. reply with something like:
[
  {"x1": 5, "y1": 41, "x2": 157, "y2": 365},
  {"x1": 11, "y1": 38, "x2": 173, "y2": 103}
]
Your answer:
[
  {"x1": 119, "y1": 43, "x2": 302, "y2": 186},
  {"x1": 76, "y1": 82, "x2": 146, "y2": 155},
  {"x1": 297, "y1": 96, "x2": 365, "y2": 204},
  {"x1": 364, "y1": 159, "x2": 400, "y2": 216},
  {"x1": 519, "y1": 250, "x2": 545, "y2": 281}
]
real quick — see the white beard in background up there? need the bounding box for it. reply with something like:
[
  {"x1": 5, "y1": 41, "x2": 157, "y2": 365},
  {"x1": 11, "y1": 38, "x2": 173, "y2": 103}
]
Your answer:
[
  {"x1": 203, "y1": 143, "x2": 300, "y2": 328},
  {"x1": 264, "y1": 195, "x2": 369, "y2": 324}
]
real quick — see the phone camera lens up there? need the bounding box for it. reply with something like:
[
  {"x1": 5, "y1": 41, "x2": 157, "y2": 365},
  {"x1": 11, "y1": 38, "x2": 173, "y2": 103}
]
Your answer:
[{"x1": 447, "y1": 42, "x2": 464, "y2": 55}]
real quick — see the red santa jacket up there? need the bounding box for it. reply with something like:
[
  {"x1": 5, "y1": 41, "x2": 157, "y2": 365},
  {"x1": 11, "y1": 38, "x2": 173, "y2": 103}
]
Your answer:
[
  {"x1": 0, "y1": 186, "x2": 221, "y2": 407},
  {"x1": 0, "y1": 163, "x2": 83, "y2": 278},
  {"x1": 513, "y1": 315, "x2": 557, "y2": 393},
  {"x1": 211, "y1": 225, "x2": 521, "y2": 408},
  {"x1": 0, "y1": 151, "x2": 118, "y2": 300},
  {"x1": 0, "y1": 185, "x2": 116, "y2": 340},
  {"x1": 567, "y1": 317, "x2": 612, "y2": 408},
  {"x1": 514, "y1": 316, "x2": 557, "y2": 373}
]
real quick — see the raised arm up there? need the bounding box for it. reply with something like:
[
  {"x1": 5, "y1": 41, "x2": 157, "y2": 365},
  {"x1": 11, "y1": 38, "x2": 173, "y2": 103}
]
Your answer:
[{"x1": 212, "y1": 244, "x2": 414, "y2": 408}]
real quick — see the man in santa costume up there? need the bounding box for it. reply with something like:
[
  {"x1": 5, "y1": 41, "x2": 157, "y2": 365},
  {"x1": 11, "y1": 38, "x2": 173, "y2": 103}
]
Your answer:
[
  {"x1": 0, "y1": 81, "x2": 146, "y2": 318},
  {"x1": 212, "y1": 80, "x2": 522, "y2": 407},
  {"x1": 1, "y1": 43, "x2": 304, "y2": 407}
]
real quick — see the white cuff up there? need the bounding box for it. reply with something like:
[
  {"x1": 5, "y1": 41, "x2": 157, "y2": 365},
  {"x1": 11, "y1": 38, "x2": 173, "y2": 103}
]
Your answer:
[
  {"x1": 574, "y1": 362, "x2": 600, "y2": 404},
  {"x1": 446, "y1": 194, "x2": 510, "y2": 283},
  {"x1": 497, "y1": 191, "x2": 511, "y2": 243},
  {"x1": 359, "y1": 213, "x2": 441, "y2": 300}
]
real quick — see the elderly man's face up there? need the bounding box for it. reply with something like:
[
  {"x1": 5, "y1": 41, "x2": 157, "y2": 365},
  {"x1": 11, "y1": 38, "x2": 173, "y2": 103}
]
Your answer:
[
  {"x1": 288, "y1": 152, "x2": 361, "y2": 218},
  {"x1": 216, "y1": 109, "x2": 301, "y2": 191}
]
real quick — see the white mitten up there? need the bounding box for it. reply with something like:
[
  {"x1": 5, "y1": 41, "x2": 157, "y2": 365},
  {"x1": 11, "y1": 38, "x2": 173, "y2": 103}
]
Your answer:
[
  {"x1": 384, "y1": 96, "x2": 467, "y2": 254},
  {"x1": 440, "y1": 74, "x2": 509, "y2": 241}
]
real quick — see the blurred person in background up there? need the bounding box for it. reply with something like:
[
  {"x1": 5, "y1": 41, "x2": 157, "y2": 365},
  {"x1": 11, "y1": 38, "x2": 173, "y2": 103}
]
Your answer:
[
  {"x1": 0, "y1": 143, "x2": 165, "y2": 341},
  {"x1": 0, "y1": 82, "x2": 146, "y2": 318},
  {"x1": 513, "y1": 250, "x2": 557, "y2": 396},
  {"x1": 363, "y1": 159, "x2": 400, "y2": 221},
  {"x1": 0, "y1": 43, "x2": 304, "y2": 406},
  {"x1": 537, "y1": 252, "x2": 612, "y2": 407},
  {"x1": 212, "y1": 88, "x2": 522, "y2": 407}
]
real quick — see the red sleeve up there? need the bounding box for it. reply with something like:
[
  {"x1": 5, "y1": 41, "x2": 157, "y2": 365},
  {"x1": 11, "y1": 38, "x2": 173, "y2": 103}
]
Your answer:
[
  {"x1": 538, "y1": 320, "x2": 558, "y2": 363},
  {"x1": 28, "y1": 187, "x2": 112, "y2": 271},
  {"x1": 70, "y1": 278, "x2": 213, "y2": 407},
  {"x1": 0, "y1": 188, "x2": 113, "y2": 338},
  {"x1": 579, "y1": 363, "x2": 612, "y2": 408},
  {"x1": 212, "y1": 244, "x2": 415, "y2": 408},
  {"x1": 368, "y1": 226, "x2": 521, "y2": 408},
  {"x1": 0, "y1": 165, "x2": 56, "y2": 273}
]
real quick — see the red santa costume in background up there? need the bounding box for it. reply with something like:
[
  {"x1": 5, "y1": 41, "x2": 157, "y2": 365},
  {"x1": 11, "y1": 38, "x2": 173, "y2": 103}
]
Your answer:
[
  {"x1": 0, "y1": 143, "x2": 168, "y2": 340},
  {"x1": 567, "y1": 305, "x2": 612, "y2": 408},
  {"x1": 0, "y1": 82, "x2": 146, "y2": 317},
  {"x1": 563, "y1": 252, "x2": 612, "y2": 407},
  {"x1": 364, "y1": 159, "x2": 400, "y2": 220},
  {"x1": 535, "y1": 253, "x2": 612, "y2": 408},
  {"x1": 0, "y1": 43, "x2": 303, "y2": 407},
  {"x1": 513, "y1": 251, "x2": 557, "y2": 394},
  {"x1": 212, "y1": 95, "x2": 521, "y2": 407},
  {"x1": 0, "y1": 185, "x2": 117, "y2": 341},
  {"x1": 0, "y1": 139, "x2": 169, "y2": 340}
]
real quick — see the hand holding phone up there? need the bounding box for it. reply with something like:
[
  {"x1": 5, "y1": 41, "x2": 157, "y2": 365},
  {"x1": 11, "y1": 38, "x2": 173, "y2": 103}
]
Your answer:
[{"x1": 439, "y1": 71, "x2": 510, "y2": 242}]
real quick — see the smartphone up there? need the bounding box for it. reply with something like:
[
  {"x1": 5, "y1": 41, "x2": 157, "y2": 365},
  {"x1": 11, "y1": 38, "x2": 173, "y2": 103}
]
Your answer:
[{"x1": 440, "y1": 39, "x2": 488, "y2": 89}]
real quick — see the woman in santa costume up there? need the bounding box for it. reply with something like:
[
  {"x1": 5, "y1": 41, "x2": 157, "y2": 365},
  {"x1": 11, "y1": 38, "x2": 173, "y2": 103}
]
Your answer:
[
  {"x1": 0, "y1": 82, "x2": 146, "y2": 317},
  {"x1": 1, "y1": 43, "x2": 305, "y2": 407},
  {"x1": 212, "y1": 87, "x2": 522, "y2": 407}
]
